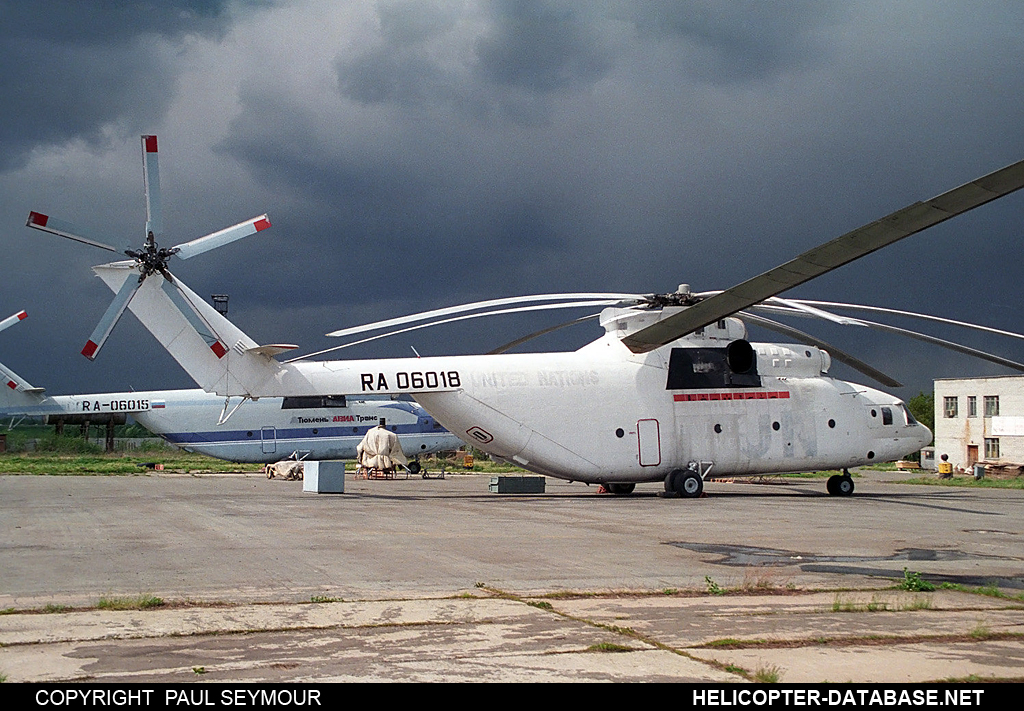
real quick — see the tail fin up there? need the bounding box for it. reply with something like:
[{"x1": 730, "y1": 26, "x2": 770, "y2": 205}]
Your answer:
[{"x1": 92, "y1": 263, "x2": 291, "y2": 397}]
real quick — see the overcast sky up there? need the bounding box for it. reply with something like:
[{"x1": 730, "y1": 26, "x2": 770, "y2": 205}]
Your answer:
[{"x1": 1, "y1": 0, "x2": 1023, "y2": 401}]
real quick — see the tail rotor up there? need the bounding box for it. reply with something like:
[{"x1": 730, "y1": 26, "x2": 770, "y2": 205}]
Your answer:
[{"x1": 26, "y1": 135, "x2": 270, "y2": 360}]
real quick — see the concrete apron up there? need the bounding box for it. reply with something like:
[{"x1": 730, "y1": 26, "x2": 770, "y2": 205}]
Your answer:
[{"x1": 0, "y1": 589, "x2": 1020, "y2": 683}]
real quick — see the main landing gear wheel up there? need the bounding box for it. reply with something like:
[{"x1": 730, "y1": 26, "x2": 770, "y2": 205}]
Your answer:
[
  {"x1": 606, "y1": 482, "x2": 636, "y2": 495},
  {"x1": 407, "y1": 460, "x2": 422, "y2": 475},
  {"x1": 665, "y1": 469, "x2": 703, "y2": 498},
  {"x1": 826, "y1": 471, "x2": 855, "y2": 497}
]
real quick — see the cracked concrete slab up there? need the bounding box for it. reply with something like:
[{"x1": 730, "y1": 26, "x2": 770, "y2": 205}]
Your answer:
[{"x1": 1, "y1": 470, "x2": 1022, "y2": 682}]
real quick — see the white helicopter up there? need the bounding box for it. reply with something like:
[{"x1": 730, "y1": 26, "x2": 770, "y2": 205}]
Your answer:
[
  {"x1": 1, "y1": 310, "x2": 462, "y2": 465},
  {"x1": 29, "y1": 139, "x2": 1024, "y2": 497}
]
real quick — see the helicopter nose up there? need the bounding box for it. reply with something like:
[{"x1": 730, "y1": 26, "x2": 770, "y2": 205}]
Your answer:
[{"x1": 913, "y1": 423, "x2": 932, "y2": 450}]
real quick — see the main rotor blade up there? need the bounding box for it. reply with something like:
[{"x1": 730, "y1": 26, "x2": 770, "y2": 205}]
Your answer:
[
  {"x1": 845, "y1": 316, "x2": 1024, "y2": 374},
  {"x1": 294, "y1": 300, "x2": 620, "y2": 362},
  {"x1": 487, "y1": 313, "x2": 601, "y2": 355},
  {"x1": 622, "y1": 158, "x2": 1024, "y2": 353},
  {"x1": 159, "y1": 277, "x2": 229, "y2": 358},
  {"x1": 142, "y1": 135, "x2": 162, "y2": 237},
  {"x1": 789, "y1": 299, "x2": 1024, "y2": 343},
  {"x1": 173, "y1": 214, "x2": 271, "y2": 260},
  {"x1": 26, "y1": 212, "x2": 120, "y2": 253},
  {"x1": 82, "y1": 273, "x2": 143, "y2": 360},
  {"x1": 0, "y1": 310, "x2": 27, "y2": 334},
  {"x1": 739, "y1": 312, "x2": 902, "y2": 388},
  {"x1": 326, "y1": 293, "x2": 645, "y2": 338}
]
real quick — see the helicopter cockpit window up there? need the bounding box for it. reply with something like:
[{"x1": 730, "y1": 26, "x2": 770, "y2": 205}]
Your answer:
[
  {"x1": 881, "y1": 407, "x2": 893, "y2": 426},
  {"x1": 902, "y1": 405, "x2": 918, "y2": 426}
]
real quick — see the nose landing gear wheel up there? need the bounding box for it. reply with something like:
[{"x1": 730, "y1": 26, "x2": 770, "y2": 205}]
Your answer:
[
  {"x1": 827, "y1": 471, "x2": 855, "y2": 496},
  {"x1": 606, "y1": 482, "x2": 636, "y2": 495}
]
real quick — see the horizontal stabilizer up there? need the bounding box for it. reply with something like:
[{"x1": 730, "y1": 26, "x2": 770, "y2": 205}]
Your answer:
[{"x1": 247, "y1": 344, "x2": 299, "y2": 358}]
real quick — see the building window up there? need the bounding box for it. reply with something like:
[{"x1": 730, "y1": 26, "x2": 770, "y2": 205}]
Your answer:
[
  {"x1": 985, "y1": 437, "x2": 1000, "y2": 459},
  {"x1": 967, "y1": 396, "x2": 977, "y2": 418},
  {"x1": 943, "y1": 396, "x2": 958, "y2": 418},
  {"x1": 984, "y1": 396, "x2": 1000, "y2": 417}
]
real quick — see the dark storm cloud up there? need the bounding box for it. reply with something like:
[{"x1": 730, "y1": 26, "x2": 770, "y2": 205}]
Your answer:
[
  {"x1": 0, "y1": 1, "x2": 264, "y2": 171},
  {"x1": 624, "y1": 0, "x2": 844, "y2": 83},
  {"x1": 5, "y1": 1, "x2": 1024, "y2": 398},
  {"x1": 473, "y1": 0, "x2": 614, "y2": 93}
]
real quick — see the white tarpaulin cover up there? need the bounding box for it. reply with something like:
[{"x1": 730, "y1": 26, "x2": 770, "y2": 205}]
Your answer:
[{"x1": 357, "y1": 425, "x2": 409, "y2": 470}]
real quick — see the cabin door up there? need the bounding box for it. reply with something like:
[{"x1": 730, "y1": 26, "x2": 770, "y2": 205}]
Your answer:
[
  {"x1": 261, "y1": 427, "x2": 277, "y2": 455},
  {"x1": 637, "y1": 418, "x2": 661, "y2": 467}
]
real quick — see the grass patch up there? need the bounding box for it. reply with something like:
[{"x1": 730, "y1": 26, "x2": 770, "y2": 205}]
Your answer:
[
  {"x1": 310, "y1": 595, "x2": 343, "y2": 603},
  {"x1": 705, "y1": 576, "x2": 726, "y2": 596},
  {"x1": 705, "y1": 638, "x2": 768, "y2": 648},
  {"x1": 832, "y1": 594, "x2": 890, "y2": 612},
  {"x1": 527, "y1": 600, "x2": 554, "y2": 611},
  {"x1": 724, "y1": 664, "x2": 747, "y2": 675},
  {"x1": 754, "y1": 664, "x2": 782, "y2": 683},
  {"x1": 900, "y1": 476, "x2": 1024, "y2": 489},
  {"x1": 0, "y1": 449, "x2": 265, "y2": 475},
  {"x1": 939, "y1": 582, "x2": 1024, "y2": 602},
  {"x1": 586, "y1": 642, "x2": 635, "y2": 653},
  {"x1": 970, "y1": 622, "x2": 992, "y2": 640},
  {"x1": 896, "y1": 568, "x2": 935, "y2": 592},
  {"x1": 97, "y1": 594, "x2": 164, "y2": 611},
  {"x1": 42, "y1": 603, "x2": 70, "y2": 613},
  {"x1": 901, "y1": 596, "x2": 933, "y2": 611},
  {"x1": 0, "y1": 608, "x2": 16, "y2": 615}
]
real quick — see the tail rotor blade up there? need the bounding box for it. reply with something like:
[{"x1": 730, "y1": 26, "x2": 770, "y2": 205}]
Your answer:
[
  {"x1": 142, "y1": 135, "x2": 162, "y2": 237},
  {"x1": 0, "y1": 310, "x2": 28, "y2": 335},
  {"x1": 160, "y1": 277, "x2": 229, "y2": 358},
  {"x1": 82, "y1": 273, "x2": 143, "y2": 360},
  {"x1": 26, "y1": 212, "x2": 120, "y2": 253},
  {"x1": 173, "y1": 214, "x2": 271, "y2": 260}
]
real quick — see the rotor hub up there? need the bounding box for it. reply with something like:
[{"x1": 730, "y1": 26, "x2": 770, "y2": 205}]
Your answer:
[{"x1": 125, "y1": 232, "x2": 180, "y2": 281}]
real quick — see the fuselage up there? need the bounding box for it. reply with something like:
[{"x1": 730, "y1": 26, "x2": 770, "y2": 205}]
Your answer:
[
  {"x1": 1, "y1": 389, "x2": 463, "y2": 463},
  {"x1": 413, "y1": 346, "x2": 931, "y2": 483},
  {"x1": 318, "y1": 317, "x2": 932, "y2": 484}
]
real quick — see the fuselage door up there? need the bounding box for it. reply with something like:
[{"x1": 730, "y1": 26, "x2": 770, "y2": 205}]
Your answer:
[
  {"x1": 261, "y1": 426, "x2": 277, "y2": 454},
  {"x1": 637, "y1": 418, "x2": 661, "y2": 467}
]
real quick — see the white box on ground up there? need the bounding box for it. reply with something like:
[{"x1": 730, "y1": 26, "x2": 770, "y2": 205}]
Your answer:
[{"x1": 302, "y1": 461, "x2": 346, "y2": 493}]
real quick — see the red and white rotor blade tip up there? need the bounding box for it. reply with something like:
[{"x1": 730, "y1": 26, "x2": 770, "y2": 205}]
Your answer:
[
  {"x1": 0, "y1": 310, "x2": 28, "y2": 334},
  {"x1": 81, "y1": 275, "x2": 142, "y2": 360},
  {"x1": 173, "y1": 214, "x2": 271, "y2": 260},
  {"x1": 142, "y1": 135, "x2": 162, "y2": 236},
  {"x1": 25, "y1": 211, "x2": 120, "y2": 253}
]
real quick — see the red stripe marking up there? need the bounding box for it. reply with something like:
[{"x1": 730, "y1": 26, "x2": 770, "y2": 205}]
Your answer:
[
  {"x1": 28, "y1": 211, "x2": 48, "y2": 227},
  {"x1": 253, "y1": 217, "x2": 271, "y2": 232},
  {"x1": 81, "y1": 340, "x2": 99, "y2": 359},
  {"x1": 673, "y1": 390, "x2": 791, "y2": 402},
  {"x1": 17, "y1": 311, "x2": 27, "y2": 320},
  {"x1": 211, "y1": 341, "x2": 228, "y2": 359},
  {"x1": 7, "y1": 380, "x2": 16, "y2": 390},
  {"x1": 144, "y1": 135, "x2": 158, "y2": 153}
]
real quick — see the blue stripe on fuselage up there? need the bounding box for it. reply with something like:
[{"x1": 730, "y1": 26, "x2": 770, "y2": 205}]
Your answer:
[{"x1": 161, "y1": 422, "x2": 441, "y2": 444}]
